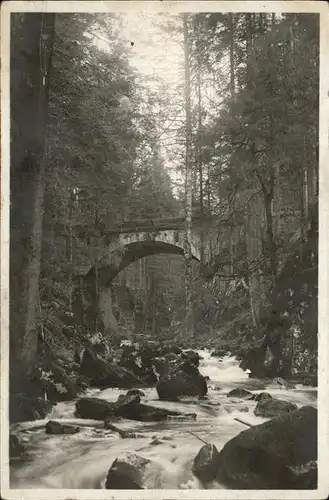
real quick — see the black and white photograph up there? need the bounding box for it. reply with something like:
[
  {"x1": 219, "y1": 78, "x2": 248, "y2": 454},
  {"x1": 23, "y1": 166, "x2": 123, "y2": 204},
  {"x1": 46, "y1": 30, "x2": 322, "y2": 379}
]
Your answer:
[{"x1": 1, "y1": 1, "x2": 328, "y2": 498}]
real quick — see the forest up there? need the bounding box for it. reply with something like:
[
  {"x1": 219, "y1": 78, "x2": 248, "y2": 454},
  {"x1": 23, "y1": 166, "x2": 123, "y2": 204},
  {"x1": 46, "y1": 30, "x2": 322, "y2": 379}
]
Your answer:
[{"x1": 8, "y1": 10, "x2": 319, "y2": 491}]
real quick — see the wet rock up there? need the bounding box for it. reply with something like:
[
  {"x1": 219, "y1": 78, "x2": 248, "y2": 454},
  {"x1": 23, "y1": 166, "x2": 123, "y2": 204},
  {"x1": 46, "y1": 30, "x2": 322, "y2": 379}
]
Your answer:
[
  {"x1": 223, "y1": 404, "x2": 249, "y2": 413},
  {"x1": 254, "y1": 397, "x2": 297, "y2": 417},
  {"x1": 250, "y1": 392, "x2": 272, "y2": 402},
  {"x1": 150, "y1": 438, "x2": 165, "y2": 445},
  {"x1": 272, "y1": 377, "x2": 296, "y2": 390},
  {"x1": 227, "y1": 388, "x2": 252, "y2": 399},
  {"x1": 80, "y1": 348, "x2": 118, "y2": 385},
  {"x1": 288, "y1": 460, "x2": 318, "y2": 488},
  {"x1": 104, "y1": 419, "x2": 137, "y2": 438},
  {"x1": 118, "y1": 403, "x2": 182, "y2": 422},
  {"x1": 156, "y1": 359, "x2": 207, "y2": 401},
  {"x1": 9, "y1": 434, "x2": 25, "y2": 459},
  {"x1": 216, "y1": 406, "x2": 317, "y2": 489},
  {"x1": 193, "y1": 443, "x2": 221, "y2": 483},
  {"x1": 75, "y1": 397, "x2": 115, "y2": 420},
  {"x1": 211, "y1": 349, "x2": 227, "y2": 358},
  {"x1": 126, "y1": 389, "x2": 145, "y2": 397},
  {"x1": 302, "y1": 376, "x2": 317, "y2": 387},
  {"x1": 117, "y1": 393, "x2": 141, "y2": 407},
  {"x1": 105, "y1": 452, "x2": 150, "y2": 489},
  {"x1": 167, "y1": 412, "x2": 197, "y2": 421},
  {"x1": 76, "y1": 395, "x2": 183, "y2": 422},
  {"x1": 45, "y1": 420, "x2": 80, "y2": 435},
  {"x1": 181, "y1": 350, "x2": 201, "y2": 367}
]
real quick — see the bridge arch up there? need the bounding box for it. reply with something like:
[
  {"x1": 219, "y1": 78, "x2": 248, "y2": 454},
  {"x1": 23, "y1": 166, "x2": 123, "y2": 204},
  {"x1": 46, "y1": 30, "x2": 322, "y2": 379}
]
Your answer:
[
  {"x1": 74, "y1": 226, "x2": 201, "y2": 338},
  {"x1": 87, "y1": 229, "x2": 200, "y2": 286}
]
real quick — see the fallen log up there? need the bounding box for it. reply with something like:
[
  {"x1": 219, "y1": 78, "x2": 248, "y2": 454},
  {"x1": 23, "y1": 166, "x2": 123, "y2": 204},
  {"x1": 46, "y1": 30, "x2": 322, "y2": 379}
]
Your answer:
[
  {"x1": 188, "y1": 430, "x2": 207, "y2": 444},
  {"x1": 234, "y1": 417, "x2": 253, "y2": 427},
  {"x1": 104, "y1": 419, "x2": 135, "y2": 438}
]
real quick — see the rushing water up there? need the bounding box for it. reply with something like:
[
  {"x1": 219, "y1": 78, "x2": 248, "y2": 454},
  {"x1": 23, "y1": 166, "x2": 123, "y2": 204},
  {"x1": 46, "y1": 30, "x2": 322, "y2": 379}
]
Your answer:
[{"x1": 10, "y1": 351, "x2": 317, "y2": 489}]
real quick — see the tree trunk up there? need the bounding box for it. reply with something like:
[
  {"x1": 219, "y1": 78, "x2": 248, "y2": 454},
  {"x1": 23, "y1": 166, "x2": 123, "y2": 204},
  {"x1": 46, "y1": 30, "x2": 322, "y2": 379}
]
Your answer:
[
  {"x1": 66, "y1": 189, "x2": 74, "y2": 313},
  {"x1": 183, "y1": 14, "x2": 194, "y2": 338},
  {"x1": 228, "y1": 13, "x2": 235, "y2": 98},
  {"x1": 196, "y1": 61, "x2": 205, "y2": 265},
  {"x1": 79, "y1": 275, "x2": 86, "y2": 328},
  {"x1": 151, "y1": 275, "x2": 157, "y2": 336},
  {"x1": 95, "y1": 259, "x2": 99, "y2": 333},
  {"x1": 10, "y1": 13, "x2": 55, "y2": 386},
  {"x1": 98, "y1": 285, "x2": 118, "y2": 342}
]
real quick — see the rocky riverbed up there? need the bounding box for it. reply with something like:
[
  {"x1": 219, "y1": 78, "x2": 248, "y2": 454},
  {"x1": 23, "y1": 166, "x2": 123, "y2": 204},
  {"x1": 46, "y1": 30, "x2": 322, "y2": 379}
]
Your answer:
[{"x1": 10, "y1": 349, "x2": 317, "y2": 490}]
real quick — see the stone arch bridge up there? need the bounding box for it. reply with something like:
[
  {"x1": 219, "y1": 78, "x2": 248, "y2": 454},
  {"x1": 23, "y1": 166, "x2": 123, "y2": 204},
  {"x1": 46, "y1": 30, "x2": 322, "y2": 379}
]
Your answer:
[
  {"x1": 72, "y1": 216, "x2": 211, "y2": 336},
  {"x1": 74, "y1": 216, "x2": 208, "y2": 285}
]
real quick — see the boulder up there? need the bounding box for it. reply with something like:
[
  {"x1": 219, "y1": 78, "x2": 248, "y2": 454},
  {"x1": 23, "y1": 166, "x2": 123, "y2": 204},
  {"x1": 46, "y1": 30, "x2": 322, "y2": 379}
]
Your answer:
[
  {"x1": 227, "y1": 388, "x2": 252, "y2": 399},
  {"x1": 126, "y1": 389, "x2": 145, "y2": 397},
  {"x1": 211, "y1": 349, "x2": 227, "y2": 358},
  {"x1": 75, "y1": 397, "x2": 115, "y2": 420},
  {"x1": 193, "y1": 443, "x2": 221, "y2": 483},
  {"x1": 250, "y1": 392, "x2": 272, "y2": 402},
  {"x1": 154, "y1": 353, "x2": 181, "y2": 379},
  {"x1": 181, "y1": 350, "x2": 201, "y2": 367},
  {"x1": 9, "y1": 434, "x2": 25, "y2": 459},
  {"x1": 80, "y1": 347, "x2": 142, "y2": 388},
  {"x1": 156, "y1": 359, "x2": 207, "y2": 401},
  {"x1": 216, "y1": 406, "x2": 317, "y2": 489},
  {"x1": 75, "y1": 396, "x2": 183, "y2": 422},
  {"x1": 80, "y1": 348, "x2": 119, "y2": 385},
  {"x1": 116, "y1": 403, "x2": 182, "y2": 422},
  {"x1": 302, "y1": 376, "x2": 317, "y2": 387},
  {"x1": 105, "y1": 453, "x2": 149, "y2": 489},
  {"x1": 272, "y1": 377, "x2": 296, "y2": 390},
  {"x1": 45, "y1": 420, "x2": 80, "y2": 435},
  {"x1": 254, "y1": 397, "x2": 297, "y2": 417},
  {"x1": 116, "y1": 393, "x2": 141, "y2": 408}
]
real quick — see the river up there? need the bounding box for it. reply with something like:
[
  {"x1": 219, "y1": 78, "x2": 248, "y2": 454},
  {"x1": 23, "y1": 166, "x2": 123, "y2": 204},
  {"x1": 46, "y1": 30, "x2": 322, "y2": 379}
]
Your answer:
[{"x1": 10, "y1": 350, "x2": 317, "y2": 489}]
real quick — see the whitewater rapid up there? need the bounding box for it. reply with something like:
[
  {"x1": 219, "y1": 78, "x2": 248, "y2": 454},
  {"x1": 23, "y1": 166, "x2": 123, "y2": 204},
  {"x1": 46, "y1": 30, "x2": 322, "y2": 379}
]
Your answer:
[{"x1": 10, "y1": 351, "x2": 317, "y2": 489}]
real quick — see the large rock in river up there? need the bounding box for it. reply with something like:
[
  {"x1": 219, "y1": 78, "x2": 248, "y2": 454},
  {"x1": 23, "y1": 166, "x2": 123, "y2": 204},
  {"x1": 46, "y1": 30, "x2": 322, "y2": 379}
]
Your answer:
[
  {"x1": 254, "y1": 396, "x2": 297, "y2": 417},
  {"x1": 216, "y1": 405, "x2": 317, "y2": 489},
  {"x1": 181, "y1": 350, "x2": 201, "y2": 367},
  {"x1": 75, "y1": 397, "x2": 115, "y2": 420},
  {"x1": 106, "y1": 452, "x2": 149, "y2": 489},
  {"x1": 75, "y1": 395, "x2": 183, "y2": 422},
  {"x1": 46, "y1": 420, "x2": 80, "y2": 435},
  {"x1": 10, "y1": 434, "x2": 25, "y2": 459},
  {"x1": 227, "y1": 388, "x2": 252, "y2": 399},
  {"x1": 193, "y1": 443, "x2": 221, "y2": 483},
  {"x1": 156, "y1": 358, "x2": 207, "y2": 401}
]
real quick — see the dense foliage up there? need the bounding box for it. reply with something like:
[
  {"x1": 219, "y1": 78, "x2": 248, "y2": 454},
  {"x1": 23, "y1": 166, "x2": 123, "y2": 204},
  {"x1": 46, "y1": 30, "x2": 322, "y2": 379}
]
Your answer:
[{"x1": 10, "y1": 12, "x2": 318, "y2": 387}]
